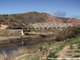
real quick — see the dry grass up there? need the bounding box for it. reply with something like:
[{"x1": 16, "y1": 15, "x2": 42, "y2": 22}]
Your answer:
[
  {"x1": 0, "y1": 36, "x2": 21, "y2": 41},
  {"x1": 0, "y1": 26, "x2": 79, "y2": 60}
]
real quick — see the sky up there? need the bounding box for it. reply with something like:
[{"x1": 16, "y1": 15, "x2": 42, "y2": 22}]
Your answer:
[{"x1": 0, "y1": 0, "x2": 80, "y2": 18}]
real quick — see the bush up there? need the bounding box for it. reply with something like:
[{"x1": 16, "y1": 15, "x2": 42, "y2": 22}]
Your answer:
[
  {"x1": 47, "y1": 52, "x2": 57, "y2": 60},
  {"x1": 55, "y1": 26, "x2": 80, "y2": 41}
]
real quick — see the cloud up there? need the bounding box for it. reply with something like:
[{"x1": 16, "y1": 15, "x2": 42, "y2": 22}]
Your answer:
[{"x1": 54, "y1": 11, "x2": 66, "y2": 17}]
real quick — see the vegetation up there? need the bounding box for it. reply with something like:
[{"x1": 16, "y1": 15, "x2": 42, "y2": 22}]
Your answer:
[
  {"x1": 14, "y1": 36, "x2": 80, "y2": 60},
  {"x1": 0, "y1": 34, "x2": 79, "y2": 60},
  {"x1": 47, "y1": 52, "x2": 57, "y2": 60}
]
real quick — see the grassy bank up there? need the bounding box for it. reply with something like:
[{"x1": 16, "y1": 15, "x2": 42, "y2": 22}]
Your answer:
[
  {"x1": 0, "y1": 36, "x2": 79, "y2": 60},
  {"x1": 11, "y1": 36, "x2": 80, "y2": 60}
]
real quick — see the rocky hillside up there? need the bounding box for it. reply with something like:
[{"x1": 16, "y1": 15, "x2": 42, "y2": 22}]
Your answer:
[
  {"x1": 67, "y1": 18, "x2": 80, "y2": 26},
  {"x1": 0, "y1": 12, "x2": 80, "y2": 29},
  {"x1": 0, "y1": 12, "x2": 64, "y2": 29}
]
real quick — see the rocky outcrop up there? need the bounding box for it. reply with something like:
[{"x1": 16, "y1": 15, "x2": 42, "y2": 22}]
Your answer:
[
  {"x1": 0, "y1": 24, "x2": 8, "y2": 29},
  {"x1": 67, "y1": 18, "x2": 80, "y2": 26}
]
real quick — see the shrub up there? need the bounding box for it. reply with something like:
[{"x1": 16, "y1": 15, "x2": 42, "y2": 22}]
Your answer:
[
  {"x1": 55, "y1": 26, "x2": 80, "y2": 41},
  {"x1": 46, "y1": 52, "x2": 57, "y2": 60}
]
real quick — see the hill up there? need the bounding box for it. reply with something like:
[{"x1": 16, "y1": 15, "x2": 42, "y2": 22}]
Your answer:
[
  {"x1": 0, "y1": 12, "x2": 80, "y2": 29},
  {"x1": 0, "y1": 12, "x2": 63, "y2": 29}
]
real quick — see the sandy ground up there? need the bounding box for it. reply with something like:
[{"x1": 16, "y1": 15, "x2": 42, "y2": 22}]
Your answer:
[{"x1": 57, "y1": 46, "x2": 70, "y2": 58}]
